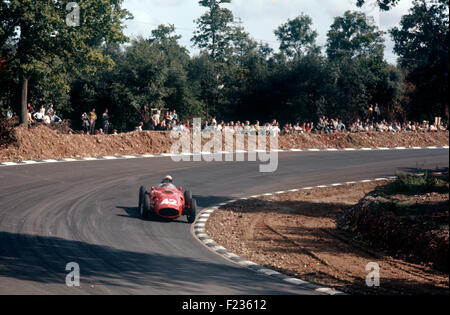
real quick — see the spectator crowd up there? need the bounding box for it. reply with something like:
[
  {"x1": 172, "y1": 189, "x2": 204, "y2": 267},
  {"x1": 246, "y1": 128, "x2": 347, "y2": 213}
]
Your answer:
[
  {"x1": 164, "y1": 116, "x2": 448, "y2": 137},
  {"x1": 1, "y1": 103, "x2": 448, "y2": 136},
  {"x1": 128, "y1": 104, "x2": 448, "y2": 136},
  {"x1": 81, "y1": 108, "x2": 112, "y2": 135},
  {"x1": 28, "y1": 104, "x2": 62, "y2": 125}
]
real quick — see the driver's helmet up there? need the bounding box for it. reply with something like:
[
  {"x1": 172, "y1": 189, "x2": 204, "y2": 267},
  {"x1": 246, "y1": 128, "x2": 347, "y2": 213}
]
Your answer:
[{"x1": 161, "y1": 175, "x2": 173, "y2": 185}]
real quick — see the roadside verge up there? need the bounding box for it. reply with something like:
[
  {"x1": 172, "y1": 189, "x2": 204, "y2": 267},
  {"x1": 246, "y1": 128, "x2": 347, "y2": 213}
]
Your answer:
[{"x1": 193, "y1": 174, "x2": 449, "y2": 295}]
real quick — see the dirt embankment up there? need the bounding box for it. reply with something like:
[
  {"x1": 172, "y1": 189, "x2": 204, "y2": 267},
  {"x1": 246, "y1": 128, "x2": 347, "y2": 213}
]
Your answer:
[
  {"x1": 0, "y1": 125, "x2": 175, "y2": 162},
  {"x1": 0, "y1": 124, "x2": 448, "y2": 162},
  {"x1": 277, "y1": 131, "x2": 448, "y2": 150},
  {"x1": 205, "y1": 180, "x2": 449, "y2": 295},
  {"x1": 339, "y1": 174, "x2": 449, "y2": 272}
]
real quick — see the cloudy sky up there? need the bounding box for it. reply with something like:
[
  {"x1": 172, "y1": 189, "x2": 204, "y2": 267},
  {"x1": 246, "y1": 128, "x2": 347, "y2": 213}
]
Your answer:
[{"x1": 122, "y1": 0, "x2": 414, "y2": 64}]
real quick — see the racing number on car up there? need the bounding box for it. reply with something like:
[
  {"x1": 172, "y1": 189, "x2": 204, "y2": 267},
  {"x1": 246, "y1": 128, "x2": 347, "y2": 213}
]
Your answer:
[{"x1": 161, "y1": 198, "x2": 177, "y2": 207}]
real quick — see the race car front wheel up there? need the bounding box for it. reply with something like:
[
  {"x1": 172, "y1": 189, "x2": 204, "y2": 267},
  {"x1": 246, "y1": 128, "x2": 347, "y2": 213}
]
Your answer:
[
  {"x1": 184, "y1": 190, "x2": 192, "y2": 208},
  {"x1": 187, "y1": 199, "x2": 197, "y2": 223}
]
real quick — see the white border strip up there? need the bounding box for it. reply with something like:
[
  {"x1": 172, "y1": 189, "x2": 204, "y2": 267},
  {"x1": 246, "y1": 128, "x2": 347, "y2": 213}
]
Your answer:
[{"x1": 1, "y1": 146, "x2": 448, "y2": 168}]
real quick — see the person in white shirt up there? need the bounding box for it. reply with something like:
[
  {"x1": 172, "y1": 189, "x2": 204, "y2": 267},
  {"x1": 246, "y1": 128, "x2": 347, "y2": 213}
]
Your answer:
[
  {"x1": 152, "y1": 109, "x2": 161, "y2": 126},
  {"x1": 294, "y1": 123, "x2": 302, "y2": 133},
  {"x1": 33, "y1": 111, "x2": 44, "y2": 122},
  {"x1": 271, "y1": 124, "x2": 280, "y2": 137},
  {"x1": 43, "y1": 115, "x2": 51, "y2": 124}
]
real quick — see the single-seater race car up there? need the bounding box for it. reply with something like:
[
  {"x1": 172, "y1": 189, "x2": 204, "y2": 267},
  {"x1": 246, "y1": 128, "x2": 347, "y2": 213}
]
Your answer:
[{"x1": 138, "y1": 176, "x2": 197, "y2": 223}]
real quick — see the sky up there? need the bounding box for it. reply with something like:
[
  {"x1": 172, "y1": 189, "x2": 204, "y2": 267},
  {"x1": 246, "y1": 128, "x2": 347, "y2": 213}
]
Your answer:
[{"x1": 122, "y1": 0, "x2": 415, "y2": 64}]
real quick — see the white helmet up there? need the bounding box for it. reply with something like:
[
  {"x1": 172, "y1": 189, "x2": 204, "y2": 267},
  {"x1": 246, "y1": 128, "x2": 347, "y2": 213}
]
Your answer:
[{"x1": 162, "y1": 175, "x2": 173, "y2": 183}]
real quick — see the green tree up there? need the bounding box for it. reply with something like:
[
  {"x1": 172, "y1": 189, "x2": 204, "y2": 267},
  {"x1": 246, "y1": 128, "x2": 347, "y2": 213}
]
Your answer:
[
  {"x1": 71, "y1": 26, "x2": 204, "y2": 131},
  {"x1": 390, "y1": 0, "x2": 449, "y2": 120},
  {"x1": 191, "y1": 0, "x2": 237, "y2": 117},
  {"x1": 0, "y1": 0, "x2": 131, "y2": 127},
  {"x1": 326, "y1": 11, "x2": 385, "y2": 61},
  {"x1": 191, "y1": 0, "x2": 234, "y2": 62},
  {"x1": 324, "y1": 11, "x2": 405, "y2": 120},
  {"x1": 274, "y1": 14, "x2": 319, "y2": 58}
]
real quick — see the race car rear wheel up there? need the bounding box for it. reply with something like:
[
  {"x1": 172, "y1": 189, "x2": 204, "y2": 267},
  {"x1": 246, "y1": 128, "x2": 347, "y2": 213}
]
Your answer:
[
  {"x1": 187, "y1": 199, "x2": 197, "y2": 223},
  {"x1": 139, "y1": 186, "x2": 149, "y2": 220}
]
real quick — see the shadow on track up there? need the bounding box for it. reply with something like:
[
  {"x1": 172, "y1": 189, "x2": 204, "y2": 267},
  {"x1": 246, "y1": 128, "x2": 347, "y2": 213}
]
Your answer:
[{"x1": 0, "y1": 231, "x2": 306, "y2": 294}]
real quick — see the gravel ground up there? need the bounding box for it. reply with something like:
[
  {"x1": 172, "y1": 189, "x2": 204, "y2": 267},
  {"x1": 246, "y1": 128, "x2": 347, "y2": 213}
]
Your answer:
[{"x1": 205, "y1": 182, "x2": 449, "y2": 295}]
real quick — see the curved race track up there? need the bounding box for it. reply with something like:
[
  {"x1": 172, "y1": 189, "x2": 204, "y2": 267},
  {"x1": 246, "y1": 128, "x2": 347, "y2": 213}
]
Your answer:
[{"x1": 0, "y1": 149, "x2": 448, "y2": 294}]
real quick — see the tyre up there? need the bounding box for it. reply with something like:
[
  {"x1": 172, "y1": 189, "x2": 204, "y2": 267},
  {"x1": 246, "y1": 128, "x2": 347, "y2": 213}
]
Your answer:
[
  {"x1": 184, "y1": 190, "x2": 192, "y2": 208},
  {"x1": 138, "y1": 186, "x2": 143, "y2": 210},
  {"x1": 187, "y1": 199, "x2": 197, "y2": 223},
  {"x1": 139, "y1": 186, "x2": 149, "y2": 220}
]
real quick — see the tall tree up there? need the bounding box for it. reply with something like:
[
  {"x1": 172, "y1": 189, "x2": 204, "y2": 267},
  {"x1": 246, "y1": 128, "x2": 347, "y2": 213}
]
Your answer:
[
  {"x1": 0, "y1": 0, "x2": 131, "y2": 127},
  {"x1": 191, "y1": 0, "x2": 235, "y2": 116},
  {"x1": 390, "y1": 0, "x2": 449, "y2": 119},
  {"x1": 191, "y1": 0, "x2": 234, "y2": 62},
  {"x1": 274, "y1": 14, "x2": 319, "y2": 58},
  {"x1": 325, "y1": 11, "x2": 404, "y2": 120},
  {"x1": 326, "y1": 11, "x2": 385, "y2": 61}
]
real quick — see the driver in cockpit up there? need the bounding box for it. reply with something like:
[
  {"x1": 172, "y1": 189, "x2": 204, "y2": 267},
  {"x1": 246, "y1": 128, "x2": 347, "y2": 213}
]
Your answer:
[{"x1": 158, "y1": 175, "x2": 176, "y2": 189}]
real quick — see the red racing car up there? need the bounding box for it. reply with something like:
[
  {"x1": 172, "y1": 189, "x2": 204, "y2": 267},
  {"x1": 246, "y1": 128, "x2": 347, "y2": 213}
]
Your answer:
[{"x1": 138, "y1": 176, "x2": 197, "y2": 223}]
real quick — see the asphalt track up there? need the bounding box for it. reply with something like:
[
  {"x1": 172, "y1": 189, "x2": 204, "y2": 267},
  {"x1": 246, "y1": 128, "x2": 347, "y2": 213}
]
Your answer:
[{"x1": 0, "y1": 149, "x2": 448, "y2": 294}]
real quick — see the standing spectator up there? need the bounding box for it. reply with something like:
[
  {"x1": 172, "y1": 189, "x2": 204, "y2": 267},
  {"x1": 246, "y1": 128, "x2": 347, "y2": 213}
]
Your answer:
[
  {"x1": 89, "y1": 109, "x2": 97, "y2": 134},
  {"x1": 368, "y1": 104, "x2": 374, "y2": 121},
  {"x1": 435, "y1": 117, "x2": 442, "y2": 130},
  {"x1": 27, "y1": 103, "x2": 35, "y2": 115},
  {"x1": 81, "y1": 113, "x2": 90, "y2": 134},
  {"x1": 374, "y1": 104, "x2": 381, "y2": 122},
  {"x1": 102, "y1": 109, "x2": 110, "y2": 134},
  {"x1": 47, "y1": 104, "x2": 55, "y2": 117},
  {"x1": 172, "y1": 110, "x2": 178, "y2": 121},
  {"x1": 152, "y1": 108, "x2": 161, "y2": 127}
]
